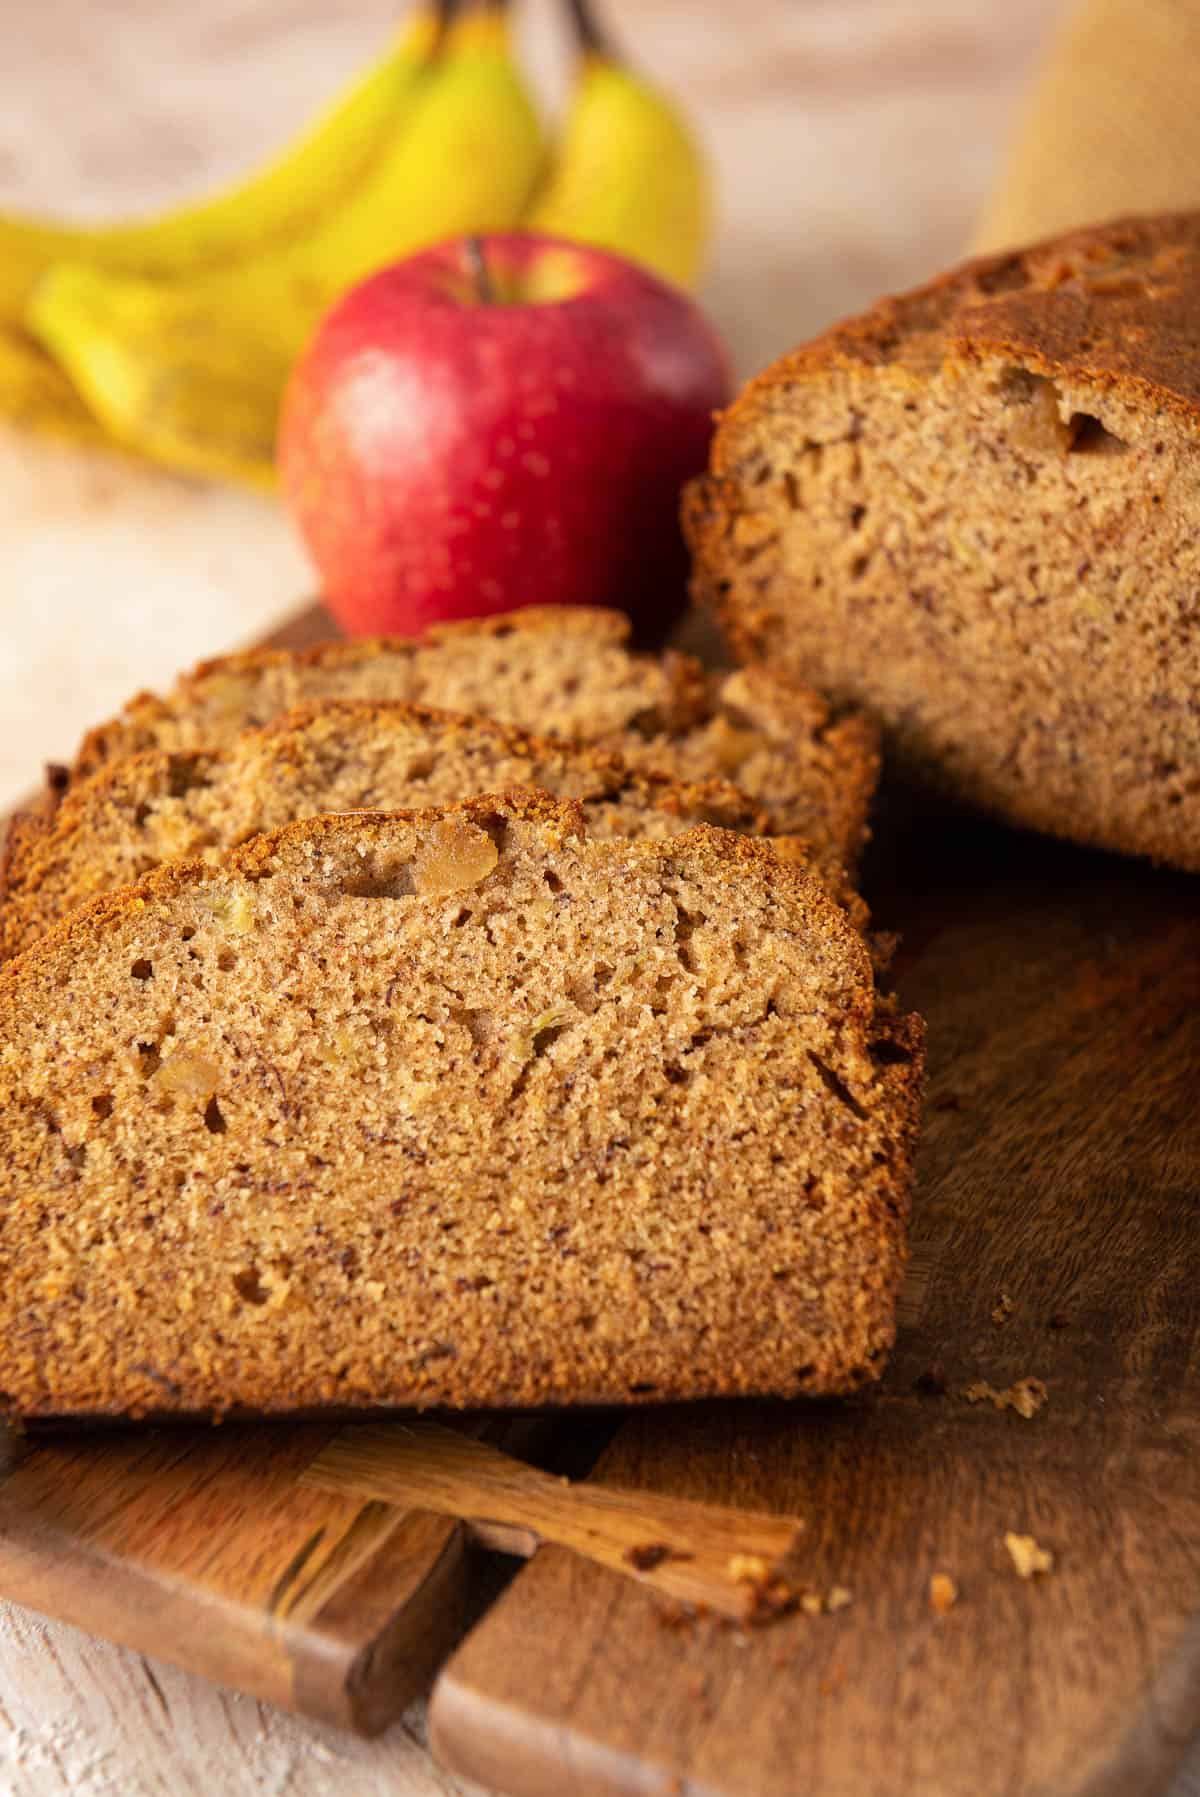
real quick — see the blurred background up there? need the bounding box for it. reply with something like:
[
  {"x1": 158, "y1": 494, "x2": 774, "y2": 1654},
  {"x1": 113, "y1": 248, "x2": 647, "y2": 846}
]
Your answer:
[{"x1": 0, "y1": 0, "x2": 1056, "y2": 812}]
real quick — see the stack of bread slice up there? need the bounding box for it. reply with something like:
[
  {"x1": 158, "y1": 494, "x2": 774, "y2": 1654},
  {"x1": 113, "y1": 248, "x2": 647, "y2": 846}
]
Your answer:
[{"x1": 0, "y1": 606, "x2": 923, "y2": 1421}]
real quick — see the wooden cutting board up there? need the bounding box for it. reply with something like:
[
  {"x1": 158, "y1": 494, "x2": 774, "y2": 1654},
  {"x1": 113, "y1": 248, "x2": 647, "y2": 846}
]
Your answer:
[
  {"x1": 0, "y1": 1419, "x2": 505, "y2": 1735},
  {"x1": 432, "y1": 809, "x2": 1200, "y2": 1797},
  {"x1": 0, "y1": 1409, "x2": 808, "y2": 1736}
]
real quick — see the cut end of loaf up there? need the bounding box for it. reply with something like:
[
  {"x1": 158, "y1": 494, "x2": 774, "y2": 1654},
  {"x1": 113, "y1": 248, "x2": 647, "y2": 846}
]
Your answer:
[
  {"x1": 0, "y1": 797, "x2": 923, "y2": 1422},
  {"x1": 687, "y1": 210, "x2": 1200, "y2": 870}
]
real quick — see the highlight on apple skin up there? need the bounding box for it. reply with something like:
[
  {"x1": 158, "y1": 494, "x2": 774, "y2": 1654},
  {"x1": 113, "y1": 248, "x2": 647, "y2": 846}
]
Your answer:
[{"x1": 278, "y1": 232, "x2": 732, "y2": 639}]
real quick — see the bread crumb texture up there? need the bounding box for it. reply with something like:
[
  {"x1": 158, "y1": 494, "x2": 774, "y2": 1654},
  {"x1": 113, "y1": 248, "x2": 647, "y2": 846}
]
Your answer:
[
  {"x1": 0, "y1": 796, "x2": 923, "y2": 1421},
  {"x1": 687, "y1": 211, "x2": 1200, "y2": 869}
]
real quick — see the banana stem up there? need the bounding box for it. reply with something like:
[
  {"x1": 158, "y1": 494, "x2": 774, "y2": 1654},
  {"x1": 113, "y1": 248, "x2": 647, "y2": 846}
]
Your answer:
[
  {"x1": 431, "y1": 0, "x2": 461, "y2": 53},
  {"x1": 465, "y1": 236, "x2": 496, "y2": 305},
  {"x1": 564, "y1": 0, "x2": 619, "y2": 60},
  {"x1": 428, "y1": 0, "x2": 507, "y2": 61}
]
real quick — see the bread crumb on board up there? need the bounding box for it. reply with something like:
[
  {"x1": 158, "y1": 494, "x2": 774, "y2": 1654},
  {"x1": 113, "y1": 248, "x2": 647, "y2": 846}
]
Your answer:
[
  {"x1": 724, "y1": 1555, "x2": 804, "y2": 1624},
  {"x1": 799, "y1": 1586, "x2": 853, "y2": 1617},
  {"x1": 720, "y1": 1559, "x2": 854, "y2": 1626},
  {"x1": 963, "y1": 1375, "x2": 1047, "y2": 1418},
  {"x1": 991, "y1": 1294, "x2": 1014, "y2": 1325},
  {"x1": 1005, "y1": 1532, "x2": 1055, "y2": 1579},
  {"x1": 929, "y1": 1573, "x2": 959, "y2": 1613}
]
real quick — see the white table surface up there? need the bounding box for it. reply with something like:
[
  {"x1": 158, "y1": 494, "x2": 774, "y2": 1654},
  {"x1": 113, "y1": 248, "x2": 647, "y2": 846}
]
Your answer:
[{"x1": 8, "y1": 4, "x2": 1197, "y2": 1794}]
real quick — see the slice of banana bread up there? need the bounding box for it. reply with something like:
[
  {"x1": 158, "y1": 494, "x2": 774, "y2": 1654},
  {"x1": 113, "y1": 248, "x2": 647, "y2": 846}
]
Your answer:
[
  {"x1": 0, "y1": 700, "x2": 764, "y2": 961},
  {"x1": 61, "y1": 607, "x2": 880, "y2": 875},
  {"x1": 0, "y1": 796, "x2": 923, "y2": 1421},
  {"x1": 686, "y1": 211, "x2": 1200, "y2": 869}
]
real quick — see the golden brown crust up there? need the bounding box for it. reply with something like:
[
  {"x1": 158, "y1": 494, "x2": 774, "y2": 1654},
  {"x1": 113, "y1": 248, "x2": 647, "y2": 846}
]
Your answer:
[
  {"x1": 719, "y1": 211, "x2": 1200, "y2": 428},
  {"x1": 1, "y1": 809, "x2": 45, "y2": 912},
  {"x1": 0, "y1": 799, "x2": 924, "y2": 1421}
]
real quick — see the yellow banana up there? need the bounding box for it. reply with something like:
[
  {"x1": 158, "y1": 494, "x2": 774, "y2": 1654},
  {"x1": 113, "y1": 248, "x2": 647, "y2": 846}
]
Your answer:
[
  {"x1": 26, "y1": 272, "x2": 288, "y2": 487},
  {"x1": 0, "y1": 2, "x2": 446, "y2": 454},
  {"x1": 0, "y1": 4, "x2": 446, "y2": 323},
  {"x1": 0, "y1": 327, "x2": 110, "y2": 449},
  {"x1": 526, "y1": 0, "x2": 710, "y2": 290},
  {"x1": 27, "y1": 0, "x2": 544, "y2": 487}
]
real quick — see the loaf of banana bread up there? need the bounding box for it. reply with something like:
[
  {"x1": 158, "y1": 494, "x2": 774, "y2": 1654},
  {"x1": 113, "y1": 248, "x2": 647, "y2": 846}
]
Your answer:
[
  {"x1": 686, "y1": 211, "x2": 1200, "y2": 868},
  {"x1": 0, "y1": 796, "x2": 923, "y2": 1420}
]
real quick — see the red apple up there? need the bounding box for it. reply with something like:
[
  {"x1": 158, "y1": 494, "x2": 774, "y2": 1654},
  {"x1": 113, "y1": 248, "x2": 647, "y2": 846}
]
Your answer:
[{"x1": 278, "y1": 232, "x2": 731, "y2": 638}]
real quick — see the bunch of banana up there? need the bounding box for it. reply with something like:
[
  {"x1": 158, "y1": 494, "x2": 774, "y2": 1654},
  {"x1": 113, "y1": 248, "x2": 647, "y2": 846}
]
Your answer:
[
  {"x1": 0, "y1": 7, "x2": 447, "y2": 319},
  {"x1": 24, "y1": 0, "x2": 543, "y2": 485},
  {"x1": 0, "y1": 2, "x2": 449, "y2": 455},
  {"x1": 8, "y1": 0, "x2": 710, "y2": 487}
]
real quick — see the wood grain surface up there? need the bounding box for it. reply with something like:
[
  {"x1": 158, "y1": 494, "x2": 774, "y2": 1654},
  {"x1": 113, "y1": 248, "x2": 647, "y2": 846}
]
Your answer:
[
  {"x1": 0, "y1": 1425, "x2": 472, "y2": 1737},
  {"x1": 0, "y1": 1404, "x2": 810, "y2": 1724},
  {"x1": 432, "y1": 813, "x2": 1200, "y2": 1797}
]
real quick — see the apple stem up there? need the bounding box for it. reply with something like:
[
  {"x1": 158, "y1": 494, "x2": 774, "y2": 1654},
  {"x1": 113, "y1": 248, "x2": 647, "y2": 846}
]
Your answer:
[
  {"x1": 465, "y1": 236, "x2": 496, "y2": 306},
  {"x1": 565, "y1": 0, "x2": 620, "y2": 61}
]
